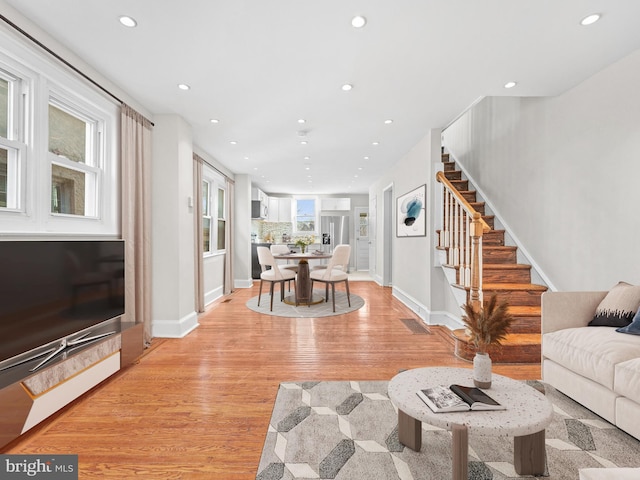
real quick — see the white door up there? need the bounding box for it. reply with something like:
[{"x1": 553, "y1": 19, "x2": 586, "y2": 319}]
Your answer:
[
  {"x1": 369, "y1": 196, "x2": 377, "y2": 278},
  {"x1": 355, "y1": 207, "x2": 369, "y2": 271}
]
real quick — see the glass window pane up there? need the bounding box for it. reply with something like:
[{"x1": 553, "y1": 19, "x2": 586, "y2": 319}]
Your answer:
[
  {"x1": 51, "y1": 164, "x2": 85, "y2": 215},
  {"x1": 202, "y1": 181, "x2": 209, "y2": 215},
  {"x1": 0, "y1": 148, "x2": 6, "y2": 207},
  {"x1": 203, "y1": 217, "x2": 211, "y2": 252},
  {"x1": 0, "y1": 78, "x2": 8, "y2": 139},
  {"x1": 217, "y1": 188, "x2": 225, "y2": 218},
  {"x1": 217, "y1": 219, "x2": 225, "y2": 250},
  {"x1": 49, "y1": 104, "x2": 87, "y2": 163},
  {"x1": 296, "y1": 198, "x2": 315, "y2": 232}
]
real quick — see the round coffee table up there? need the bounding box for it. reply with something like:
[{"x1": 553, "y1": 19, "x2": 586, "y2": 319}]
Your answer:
[{"x1": 388, "y1": 367, "x2": 553, "y2": 480}]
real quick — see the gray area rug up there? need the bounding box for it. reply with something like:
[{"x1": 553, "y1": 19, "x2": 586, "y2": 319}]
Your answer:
[
  {"x1": 256, "y1": 381, "x2": 640, "y2": 479},
  {"x1": 246, "y1": 290, "x2": 364, "y2": 318}
]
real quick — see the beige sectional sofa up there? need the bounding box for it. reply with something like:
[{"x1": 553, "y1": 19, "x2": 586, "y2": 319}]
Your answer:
[{"x1": 541, "y1": 290, "x2": 640, "y2": 441}]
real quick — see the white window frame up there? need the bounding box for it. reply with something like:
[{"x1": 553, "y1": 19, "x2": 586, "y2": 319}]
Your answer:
[
  {"x1": 0, "y1": 67, "x2": 27, "y2": 213},
  {"x1": 202, "y1": 178, "x2": 212, "y2": 255},
  {"x1": 202, "y1": 165, "x2": 227, "y2": 257},
  {"x1": 215, "y1": 185, "x2": 227, "y2": 252},
  {"x1": 293, "y1": 196, "x2": 318, "y2": 236},
  {"x1": 0, "y1": 26, "x2": 119, "y2": 235},
  {"x1": 47, "y1": 96, "x2": 103, "y2": 218}
]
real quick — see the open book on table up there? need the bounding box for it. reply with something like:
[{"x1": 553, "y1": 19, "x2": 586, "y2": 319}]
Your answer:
[{"x1": 416, "y1": 384, "x2": 505, "y2": 413}]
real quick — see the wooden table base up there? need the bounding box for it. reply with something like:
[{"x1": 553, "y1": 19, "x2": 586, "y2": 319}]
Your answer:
[{"x1": 397, "y1": 409, "x2": 546, "y2": 479}]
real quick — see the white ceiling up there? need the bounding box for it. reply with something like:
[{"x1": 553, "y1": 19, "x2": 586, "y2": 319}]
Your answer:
[{"x1": 4, "y1": 1, "x2": 640, "y2": 195}]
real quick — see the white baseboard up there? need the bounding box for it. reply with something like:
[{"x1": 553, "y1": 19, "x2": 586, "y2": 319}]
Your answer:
[
  {"x1": 235, "y1": 278, "x2": 253, "y2": 289},
  {"x1": 392, "y1": 287, "x2": 429, "y2": 322},
  {"x1": 152, "y1": 311, "x2": 199, "y2": 338},
  {"x1": 392, "y1": 286, "x2": 464, "y2": 330},
  {"x1": 205, "y1": 286, "x2": 224, "y2": 307}
]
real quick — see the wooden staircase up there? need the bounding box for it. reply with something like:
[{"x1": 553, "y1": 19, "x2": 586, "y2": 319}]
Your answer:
[{"x1": 437, "y1": 153, "x2": 547, "y2": 363}]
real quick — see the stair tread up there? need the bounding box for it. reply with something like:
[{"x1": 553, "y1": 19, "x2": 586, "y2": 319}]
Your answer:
[
  {"x1": 452, "y1": 329, "x2": 540, "y2": 345},
  {"x1": 484, "y1": 245, "x2": 516, "y2": 251},
  {"x1": 483, "y1": 283, "x2": 548, "y2": 291},
  {"x1": 483, "y1": 263, "x2": 531, "y2": 270},
  {"x1": 508, "y1": 305, "x2": 541, "y2": 316},
  {"x1": 452, "y1": 282, "x2": 546, "y2": 292}
]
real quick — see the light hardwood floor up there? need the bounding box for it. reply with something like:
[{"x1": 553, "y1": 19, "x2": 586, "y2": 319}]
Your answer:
[{"x1": 4, "y1": 281, "x2": 540, "y2": 479}]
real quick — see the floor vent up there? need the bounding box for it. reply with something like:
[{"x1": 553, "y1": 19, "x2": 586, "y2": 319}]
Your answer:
[
  {"x1": 222, "y1": 299, "x2": 232, "y2": 303},
  {"x1": 400, "y1": 318, "x2": 432, "y2": 334}
]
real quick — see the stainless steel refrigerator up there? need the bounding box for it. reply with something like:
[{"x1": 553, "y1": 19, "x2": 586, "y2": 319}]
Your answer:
[{"x1": 320, "y1": 215, "x2": 350, "y2": 253}]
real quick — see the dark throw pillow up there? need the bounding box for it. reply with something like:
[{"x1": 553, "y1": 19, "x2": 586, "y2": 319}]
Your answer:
[
  {"x1": 617, "y1": 306, "x2": 640, "y2": 335},
  {"x1": 588, "y1": 281, "x2": 640, "y2": 327}
]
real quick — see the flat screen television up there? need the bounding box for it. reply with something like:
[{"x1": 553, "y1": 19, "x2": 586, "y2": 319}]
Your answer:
[{"x1": 0, "y1": 240, "x2": 124, "y2": 376}]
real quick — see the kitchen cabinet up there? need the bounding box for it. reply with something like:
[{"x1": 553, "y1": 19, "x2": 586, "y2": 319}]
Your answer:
[
  {"x1": 321, "y1": 197, "x2": 351, "y2": 211},
  {"x1": 251, "y1": 187, "x2": 268, "y2": 205},
  {"x1": 267, "y1": 197, "x2": 292, "y2": 222}
]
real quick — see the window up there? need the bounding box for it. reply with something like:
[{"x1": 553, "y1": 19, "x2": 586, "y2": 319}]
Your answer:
[
  {"x1": 0, "y1": 33, "x2": 118, "y2": 235},
  {"x1": 294, "y1": 197, "x2": 317, "y2": 233},
  {"x1": 48, "y1": 100, "x2": 100, "y2": 217},
  {"x1": 0, "y1": 70, "x2": 25, "y2": 211},
  {"x1": 202, "y1": 180, "x2": 211, "y2": 253},
  {"x1": 202, "y1": 165, "x2": 227, "y2": 255},
  {"x1": 216, "y1": 187, "x2": 226, "y2": 250}
]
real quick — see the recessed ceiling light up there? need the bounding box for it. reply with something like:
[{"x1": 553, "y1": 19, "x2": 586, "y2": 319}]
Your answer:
[
  {"x1": 358, "y1": 167, "x2": 363, "y2": 170},
  {"x1": 119, "y1": 15, "x2": 137, "y2": 28},
  {"x1": 210, "y1": 118, "x2": 219, "y2": 124},
  {"x1": 304, "y1": 156, "x2": 310, "y2": 160},
  {"x1": 177, "y1": 83, "x2": 190, "y2": 91},
  {"x1": 364, "y1": 156, "x2": 369, "y2": 160},
  {"x1": 351, "y1": 16, "x2": 367, "y2": 28},
  {"x1": 300, "y1": 140, "x2": 308, "y2": 145},
  {"x1": 384, "y1": 119, "x2": 393, "y2": 124},
  {"x1": 229, "y1": 141, "x2": 237, "y2": 145},
  {"x1": 581, "y1": 13, "x2": 601, "y2": 26},
  {"x1": 504, "y1": 81, "x2": 517, "y2": 89},
  {"x1": 342, "y1": 84, "x2": 353, "y2": 91},
  {"x1": 305, "y1": 166, "x2": 310, "y2": 170},
  {"x1": 372, "y1": 141, "x2": 379, "y2": 146},
  {"x1": 298, "y1": 118, "x2": 306, "y2": 124}
]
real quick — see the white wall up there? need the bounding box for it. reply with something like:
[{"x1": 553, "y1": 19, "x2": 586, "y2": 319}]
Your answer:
[
  {"x1": 151, "y1": 115, "x2": 198, "y2": 337},
  {"x1": 370, "y1": 128, "x2": 457, "y2": 324},
  {"x1": 234, "y1": 174, "x2": 253, "y2": 288},
  {"x1": 443, "y1": 48, "x2": 640, "y2": 291}
]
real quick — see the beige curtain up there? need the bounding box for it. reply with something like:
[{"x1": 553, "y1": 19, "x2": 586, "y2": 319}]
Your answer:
[
  {"x1": 194, "y1": 154, "x2": 205, "y2": 313},
  {"x1": 121, "y1": 104, "x2": 153, "y2": 344},
  {"x1": 224, "y1": 178, "x2": 235, "y2": 294}
]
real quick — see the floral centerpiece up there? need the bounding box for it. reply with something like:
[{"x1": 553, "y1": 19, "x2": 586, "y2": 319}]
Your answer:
[{"x1": 294, "y1": 235, "x2": 315, "y2": 253}]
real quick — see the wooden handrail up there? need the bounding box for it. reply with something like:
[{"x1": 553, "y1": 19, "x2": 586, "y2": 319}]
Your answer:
[
  {"x1": 436, "y1": 171, "x2": 490, "y2": 232},
  {"x1": 436, "y1": 169, "x2": 485, "y2": 310}
]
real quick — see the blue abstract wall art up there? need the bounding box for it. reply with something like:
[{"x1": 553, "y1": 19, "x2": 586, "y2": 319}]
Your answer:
[{"x1": 397, "y1": 184, "x2": 426, "y2": 237}]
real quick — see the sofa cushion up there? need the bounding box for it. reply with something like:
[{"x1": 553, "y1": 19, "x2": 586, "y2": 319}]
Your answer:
[
  {"x1": 616, "y1": 306, "x2": 640, "y2": 335},
  {"x1": 543, "y1": 326, "x2": 640, "y2": 389},
  {"x1": 588, "y1": 281, "x2": 640, "y2": 327},
  {"x1": 614, "y1": 358, "x2": 640, "y2": 400}
]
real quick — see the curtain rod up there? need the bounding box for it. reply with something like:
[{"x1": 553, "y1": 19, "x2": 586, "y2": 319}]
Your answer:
[
  {"x1": 1, "y1": 13, "x2": 124, "y2": 105},
  {"x1": 194, "y1": 153, "x2": 234, "y2": 184}
]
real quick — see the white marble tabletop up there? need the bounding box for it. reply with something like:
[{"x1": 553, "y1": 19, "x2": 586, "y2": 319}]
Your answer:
[{"x1": 388, "y1": 367, "x2": 553, "y2": 437}]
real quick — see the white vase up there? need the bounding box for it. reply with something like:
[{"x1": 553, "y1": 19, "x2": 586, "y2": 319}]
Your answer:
[{"x1": 473, "y1": 352, "x2": 492, "y2": 389}]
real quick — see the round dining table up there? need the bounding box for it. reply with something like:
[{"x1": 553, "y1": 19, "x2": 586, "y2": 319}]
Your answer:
[{"x1": 273, "y1": 251, "x2": 332, "y2": 305}]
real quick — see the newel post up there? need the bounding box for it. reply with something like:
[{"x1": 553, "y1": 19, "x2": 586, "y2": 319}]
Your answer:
[{"x1": 469, "y1": 212, "x2": 483, "y2": 312}]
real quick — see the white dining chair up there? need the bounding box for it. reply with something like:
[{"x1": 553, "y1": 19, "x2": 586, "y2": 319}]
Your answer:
[
  {"x1": 270, "y1": 244, "x2": 297, "y2": 291},
  {"x1": 309, "y1": 244, "x2": 351, "y2": 312},
  {"x1": 257, "y1": 246, "x2": 297, "y2": 310}
]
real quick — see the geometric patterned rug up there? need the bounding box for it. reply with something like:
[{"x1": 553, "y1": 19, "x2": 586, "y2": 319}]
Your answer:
[
  {"x1": 256, "y1": 381, "x2": 640, "y2": 479},
  {"x1": 246, "y1": 291, "x2": 365, "y2": 318}
]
